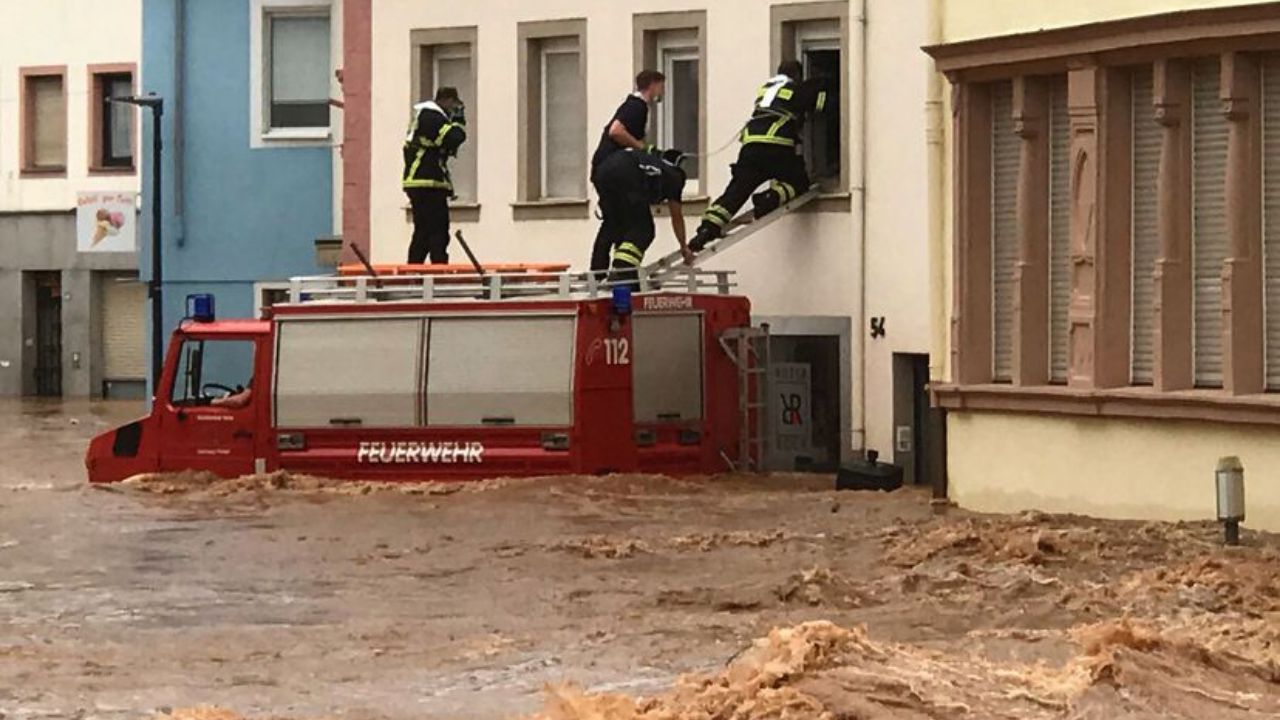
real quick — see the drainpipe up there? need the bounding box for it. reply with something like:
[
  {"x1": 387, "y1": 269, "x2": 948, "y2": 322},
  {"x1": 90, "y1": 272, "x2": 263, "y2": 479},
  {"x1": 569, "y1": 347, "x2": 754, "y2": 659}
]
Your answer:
[
  {"x1": 854, "y1": 0, "x2": 868, "y2": 454},
  {"x1": 926, "y1": 0, "x2": 945, "y2": 381},
  {"x1": 173, "y1": 0, "x2": 187, "y2": 247},
  {"x1": 925, "y1": 0, "x2": 949, "y2": 502}
]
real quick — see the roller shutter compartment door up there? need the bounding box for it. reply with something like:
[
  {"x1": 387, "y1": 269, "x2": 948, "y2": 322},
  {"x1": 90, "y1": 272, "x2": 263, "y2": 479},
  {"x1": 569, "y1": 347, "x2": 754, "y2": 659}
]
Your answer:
[
  {"x1": 426, "y1": 316, "x2": 575, "y2": 426},
  {"x1": 1048, "y1": 75, "x2": 1071, "y2": 383},
  {"x1": 1192, "y1": 58, "x2": 1228, "y2": 388},
  {"x1": 991, "y1": 81, "x2": 1019, "y2": 383},
  {"x1": 1131, "y1": 67, "x2": 1161, "y2": 385},
  {"x1": 1263, "y1": 56, "x2": 1280, "y2": 389},
  {"x1": 102, "y1": 278, "x2": 147, "y2": 381},
  {"x1": 274, "y1": 318, "x2": 425, "y2": 428},
  {"x1": 632, "y1": 314, "x2": 703, "y2": 422}
]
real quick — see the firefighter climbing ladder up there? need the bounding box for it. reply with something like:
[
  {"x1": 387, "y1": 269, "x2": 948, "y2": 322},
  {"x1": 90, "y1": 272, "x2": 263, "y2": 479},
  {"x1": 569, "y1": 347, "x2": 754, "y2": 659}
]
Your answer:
[
  {"x1": 719, "y1": 324, "x2": 771, "y2": 472},
  {"x1": 644, "y1": 189, "x2": 821, "y2": 281}
]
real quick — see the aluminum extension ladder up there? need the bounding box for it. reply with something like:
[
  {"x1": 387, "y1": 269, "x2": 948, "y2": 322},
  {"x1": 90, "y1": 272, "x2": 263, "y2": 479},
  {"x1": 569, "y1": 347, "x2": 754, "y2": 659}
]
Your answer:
[
  {"x1": 719, "y1": 324, "x2": 772, "y2": 473},
  {"x1": 645, "y1": 189, "x2": 821, "y2": 281}
]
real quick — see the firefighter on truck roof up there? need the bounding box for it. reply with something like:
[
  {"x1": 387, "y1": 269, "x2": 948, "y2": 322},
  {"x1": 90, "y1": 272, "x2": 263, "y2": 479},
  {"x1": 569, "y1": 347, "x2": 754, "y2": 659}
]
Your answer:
[
  {"x1": 689, "y1": 60, "x2": 829, "y2": 253},
  {"x1": 593, "y1": 148, "x2": 691, "y2": 291},
  {"x1": 590, "y1": 69, "x2": 673, "y2": 274},
  {"x1": 403, "y1": 87, "x2": 467, "y2": 265}
]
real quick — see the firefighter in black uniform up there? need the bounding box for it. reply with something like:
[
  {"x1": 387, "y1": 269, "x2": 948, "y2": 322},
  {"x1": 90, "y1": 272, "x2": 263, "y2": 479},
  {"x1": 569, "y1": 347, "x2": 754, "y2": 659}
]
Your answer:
[
  {"x1": 593, "y1": 148, "x2": 691, "y2": 290},
  {"x1": 590, "y1": 70, "x2": 667, "y2": 274},
  {"x1": 403, "y1": 87, "x2": 467, "y2": 264},
  {"x1": 689, "y1": 60, "x2": 828, "y2": 252}
]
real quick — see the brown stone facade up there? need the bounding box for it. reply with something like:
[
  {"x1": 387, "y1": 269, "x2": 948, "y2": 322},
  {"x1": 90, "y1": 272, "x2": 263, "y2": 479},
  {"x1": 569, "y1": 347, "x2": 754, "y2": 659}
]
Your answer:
[{"x1": 927, "y1": 3, "x2": 1280, "y2": 422}]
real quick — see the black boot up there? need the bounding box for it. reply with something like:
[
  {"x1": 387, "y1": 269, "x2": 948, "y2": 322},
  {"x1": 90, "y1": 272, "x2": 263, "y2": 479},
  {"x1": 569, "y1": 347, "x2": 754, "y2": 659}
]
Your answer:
[
  {"x1": 751, "y1": 190, "x2": 781, "y2": 219},
  {"x1": 689, "y1": 226, "x2": 720, "y2": 253}
]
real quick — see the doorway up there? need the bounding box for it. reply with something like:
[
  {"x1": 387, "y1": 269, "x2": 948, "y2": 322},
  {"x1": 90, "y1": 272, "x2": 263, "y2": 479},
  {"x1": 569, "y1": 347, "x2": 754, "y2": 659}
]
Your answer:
[
  {"x1": 769, "y1": 335, "x2": 842, "y2": 471},
  {"x1": 33, "y1": 272, "x2": 62, "y2": 397},
  {"x1": 892, "y1": 353, "x2": 931, "y2": 486}
]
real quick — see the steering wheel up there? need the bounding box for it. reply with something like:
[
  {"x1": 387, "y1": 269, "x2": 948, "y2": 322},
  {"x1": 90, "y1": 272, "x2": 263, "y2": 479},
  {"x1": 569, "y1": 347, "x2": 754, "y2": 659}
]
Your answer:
[{"x1": 201, "y1": 382, "x2": 238, "y2": 399}]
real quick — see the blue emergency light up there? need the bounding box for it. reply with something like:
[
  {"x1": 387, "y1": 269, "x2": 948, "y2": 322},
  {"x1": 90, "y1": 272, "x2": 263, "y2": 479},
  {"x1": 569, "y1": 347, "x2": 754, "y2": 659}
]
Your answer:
[
  {"x1": 186, "y1": 293, "x2": 216, "y2": 323},
  {"x1": 611, "y1": 286, "x2": 633, "y2": 316}
]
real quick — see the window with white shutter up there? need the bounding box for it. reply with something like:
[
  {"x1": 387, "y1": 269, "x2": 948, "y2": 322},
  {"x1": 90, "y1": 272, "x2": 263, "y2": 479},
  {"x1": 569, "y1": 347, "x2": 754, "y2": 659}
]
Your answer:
[
  {"x1": 1131, "y1": 66, "x2": 1161, "y2": 385},
  {"x1": 656, "y1": 29, "x2": 701, "y2": 183},
  {"x1": 1264, "y1": 56, "x2": 1280, "y2": 390},
  {"x1": 1048, "y1": 75, "x2": 1071, "y2": 383},
  {"x1": 540, "y1": 37, "x2": 586, "y2": 200},
  {"x1": 24, "y1": 73, "x2": 66, "y2": 171},
  {"x1": 1192, "y1": 58, "x2": 1228, "y2": 388},
  {"x1": 991, "y1": 81, "x2": 1018, "y2": 382}
]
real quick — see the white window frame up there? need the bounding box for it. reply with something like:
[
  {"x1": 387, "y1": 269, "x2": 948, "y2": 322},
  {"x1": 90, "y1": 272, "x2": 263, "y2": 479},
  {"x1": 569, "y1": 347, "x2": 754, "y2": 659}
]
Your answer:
[
  {"x1": 431, "y1": 43, "x2": 477, "y2": 204},
  {"x1": 249, "y1": 0, "x2": 334, "y2": 148},
  {"x1": 539, "y1": 36, "x2": 583, "y2": 200},
  {"x1": 654, "y1": 30, "x2": 701, "y2": 195}
]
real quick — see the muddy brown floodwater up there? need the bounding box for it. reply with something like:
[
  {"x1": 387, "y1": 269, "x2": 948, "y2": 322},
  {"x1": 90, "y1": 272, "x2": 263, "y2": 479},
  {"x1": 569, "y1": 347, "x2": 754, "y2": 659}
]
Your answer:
[{"x1": 1, "y1": 399, "x2": 1278, "y2": 720}]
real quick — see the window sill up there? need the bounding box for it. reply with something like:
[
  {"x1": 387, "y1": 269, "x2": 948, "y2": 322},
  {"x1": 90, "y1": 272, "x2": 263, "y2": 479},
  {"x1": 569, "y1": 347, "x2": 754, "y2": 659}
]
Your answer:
[
  {"x1": 257, "y1": 128, "x2": 333, "y2": 146},
  {"x1": 89, "y1": 166, "x2": 137, "y2": 177},
  {"x1": 512, "y1": 198, "x2": 591, "y2": 221},
  {"x1": 20, "y1": 167, "x2": 67, "y2": 179},
  {"x1": 402, "y1": 201, "x2": 482, "y2": 223},
  {"x1": 797, "y1": 190, "x2": 853, "y2": 214},
  {"x1": 933, "y1": 383, "x2": 1280, "y2": 427}
]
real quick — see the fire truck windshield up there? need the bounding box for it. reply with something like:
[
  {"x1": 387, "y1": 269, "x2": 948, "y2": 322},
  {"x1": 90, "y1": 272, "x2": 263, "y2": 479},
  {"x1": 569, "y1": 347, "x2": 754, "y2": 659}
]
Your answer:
[{"x1": 170, "y1": 338, "x2": 256, "y2": 407}]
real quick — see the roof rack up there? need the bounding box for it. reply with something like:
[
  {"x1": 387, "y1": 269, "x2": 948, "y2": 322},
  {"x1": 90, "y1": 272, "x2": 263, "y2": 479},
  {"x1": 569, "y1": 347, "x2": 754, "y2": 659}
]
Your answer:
[{"x1": 281, "y1": 266, "x2": 738, "y2": 305}]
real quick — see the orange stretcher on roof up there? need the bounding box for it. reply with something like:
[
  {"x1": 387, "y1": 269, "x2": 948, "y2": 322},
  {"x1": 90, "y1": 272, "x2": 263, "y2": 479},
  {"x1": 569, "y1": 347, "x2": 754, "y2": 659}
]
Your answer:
[{"x1": 337, "y1": 263, "x2": 571, "y2": 277}]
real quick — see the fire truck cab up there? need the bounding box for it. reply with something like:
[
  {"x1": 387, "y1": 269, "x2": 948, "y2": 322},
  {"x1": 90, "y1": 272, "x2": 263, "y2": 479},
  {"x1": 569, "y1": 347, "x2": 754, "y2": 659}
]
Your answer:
[{"x1": 86, "y1": 267, "x2": 764, "y2": 483}]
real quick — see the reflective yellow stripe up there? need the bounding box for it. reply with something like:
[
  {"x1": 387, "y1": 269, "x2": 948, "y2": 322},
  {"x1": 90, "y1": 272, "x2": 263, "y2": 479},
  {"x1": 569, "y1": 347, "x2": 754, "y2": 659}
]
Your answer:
[
  {"x1": 775, "y1": 182, "x2": 796, "y2": 201},
  {"x1": 816, "y1": 91, "x2": 827, "y2": 112},
  {"x1": 403, "y1": 178, "x2": 452, "y2": 189},
  {"x1": 707, "y1": 204, "x2": 732, "y2": 220},
  {"x1": 404, "y1": 148, "x2": 427, "y2": 183},
  {"x1": 740, "y1": 133, "x2": 796, "y2": 147},
  {"x1": 703, "y1": 211, "x2": 729, "y2": 227},
  {"x1": 613, "y1": 242, "x2": 645, "y2": 266},
  {"x1": 756, "y1": 86, "x2": 794, "y2": 100}
]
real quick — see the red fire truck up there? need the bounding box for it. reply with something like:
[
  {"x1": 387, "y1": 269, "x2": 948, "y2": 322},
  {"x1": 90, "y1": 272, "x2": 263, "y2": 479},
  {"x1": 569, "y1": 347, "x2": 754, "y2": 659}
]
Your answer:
[{"x1": 85, "y1": 266, "x2": 768, "y2": 483}]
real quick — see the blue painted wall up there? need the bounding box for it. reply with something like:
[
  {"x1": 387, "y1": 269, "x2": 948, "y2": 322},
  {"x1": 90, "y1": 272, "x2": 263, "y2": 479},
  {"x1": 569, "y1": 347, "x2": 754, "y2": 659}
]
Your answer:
[{"x1": 142, "y1": 0, "x2": 333, "y2": 384}]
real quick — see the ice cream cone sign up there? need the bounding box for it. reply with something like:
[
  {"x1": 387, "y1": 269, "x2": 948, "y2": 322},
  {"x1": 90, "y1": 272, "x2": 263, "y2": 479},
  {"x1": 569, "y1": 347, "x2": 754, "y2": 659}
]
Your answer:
[
  {"x1": 77, "y1": 192, "x2": 137, "y2": 253},
  {"x1": 91, "y1": 208, "x2": 125, "y2": 246}
]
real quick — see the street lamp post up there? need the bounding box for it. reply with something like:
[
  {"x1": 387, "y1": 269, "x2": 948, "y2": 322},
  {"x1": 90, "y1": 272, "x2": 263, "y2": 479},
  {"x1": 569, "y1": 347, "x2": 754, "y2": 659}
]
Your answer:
[{"x1": 109, "y1": 94, "x2": 165, "y2": 395}]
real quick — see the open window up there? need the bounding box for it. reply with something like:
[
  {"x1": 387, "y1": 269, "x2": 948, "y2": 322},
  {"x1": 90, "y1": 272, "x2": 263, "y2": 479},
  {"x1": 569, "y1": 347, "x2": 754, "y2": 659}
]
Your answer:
[
  {"x1": 795, "y1": 20, "x2": 842, "y2": 185},
  {"x1": 170, "y1": 339, "x2": 256, "y2": 408}
]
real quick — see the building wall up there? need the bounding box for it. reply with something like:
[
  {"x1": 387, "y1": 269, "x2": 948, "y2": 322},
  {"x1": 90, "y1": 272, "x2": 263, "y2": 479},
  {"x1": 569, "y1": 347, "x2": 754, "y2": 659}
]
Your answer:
[
  {"x1": 0, "y1": 0, "x2": 143, "y2": 210},
  {"x1": 941, "y1": 0, "x2": 1275, "y2": 43},
  {"x1": 141, "y1": 0, "x2": 341, "y2": 377},
  {"x1": 0, "y1": 0, "x2": 142, "y2": 397},
  {"x1": 950, "y1": 412, "x2": 1280, "y2": 531},
  {"x1": 356, "y1": 0, "x2": 933, "y2": 461},
  {"x1": 933, "y1": 1, "x2": 1280, "y2": 531}
]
